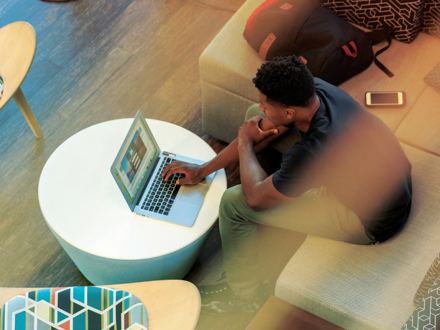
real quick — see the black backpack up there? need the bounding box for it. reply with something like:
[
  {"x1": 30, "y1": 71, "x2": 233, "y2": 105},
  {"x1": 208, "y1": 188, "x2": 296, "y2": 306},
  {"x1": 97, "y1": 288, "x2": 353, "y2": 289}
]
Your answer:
[{"x1": 244, "y1": 0, "x2": 393, "y2": 85}]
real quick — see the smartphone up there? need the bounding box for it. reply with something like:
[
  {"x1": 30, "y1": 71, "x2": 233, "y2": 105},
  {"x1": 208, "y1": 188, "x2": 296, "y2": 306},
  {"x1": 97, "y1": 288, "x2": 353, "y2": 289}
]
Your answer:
[{"x1": 365, "y1": 91, "x2": 406, "y2": 107}]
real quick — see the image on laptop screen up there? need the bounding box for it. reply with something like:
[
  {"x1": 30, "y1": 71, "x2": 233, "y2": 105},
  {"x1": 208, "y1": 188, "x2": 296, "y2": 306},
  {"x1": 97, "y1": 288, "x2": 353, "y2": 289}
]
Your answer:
[{"x1": 112, "y1": 116, "x2": 158, "y2": 204}]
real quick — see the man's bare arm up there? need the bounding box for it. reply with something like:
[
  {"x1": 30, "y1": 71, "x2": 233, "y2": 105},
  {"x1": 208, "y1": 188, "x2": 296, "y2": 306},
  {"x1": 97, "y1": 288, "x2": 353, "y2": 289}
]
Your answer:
[
  {"x1": 162, "y1": 116, "x2": 290, "y2": 185},
  {"x1": 237, "y1": 117, "x2": 293, "y2": 210}
]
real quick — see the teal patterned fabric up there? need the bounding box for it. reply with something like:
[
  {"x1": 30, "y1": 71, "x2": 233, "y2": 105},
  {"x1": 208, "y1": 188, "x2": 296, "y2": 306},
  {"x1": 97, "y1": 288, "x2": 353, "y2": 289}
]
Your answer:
[{"x1": 0, "y1": 287, "x2": 148, "y2": 330}]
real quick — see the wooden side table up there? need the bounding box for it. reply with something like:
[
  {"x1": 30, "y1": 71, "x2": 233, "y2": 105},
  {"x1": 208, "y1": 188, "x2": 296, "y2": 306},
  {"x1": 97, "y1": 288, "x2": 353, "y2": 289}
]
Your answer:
[
  {"x1": 0, "y1": 22, "x2": 43, "y2": 138},
  {"x1": 246, "y1": 295, "x2": 344, "y2": 330}
]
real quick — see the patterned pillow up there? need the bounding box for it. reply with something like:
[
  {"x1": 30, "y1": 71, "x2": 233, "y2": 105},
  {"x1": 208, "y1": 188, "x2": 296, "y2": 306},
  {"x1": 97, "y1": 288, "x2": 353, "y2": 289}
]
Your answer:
[
  {"x1": 422, "y1": 0, "x2": 440, "y2": 38},
  {"x1": 321, "y1": 0, "x2": 424, "y2": 43},
  {"x1": 402, "y1": 275, "x2": 440, "y2": 329},
  {"x1": 0, "y1": 286, "x2": 148, "y2": 330},
  {"x1": 414, "y1": 253, "x2": 440, "y2": 306}
]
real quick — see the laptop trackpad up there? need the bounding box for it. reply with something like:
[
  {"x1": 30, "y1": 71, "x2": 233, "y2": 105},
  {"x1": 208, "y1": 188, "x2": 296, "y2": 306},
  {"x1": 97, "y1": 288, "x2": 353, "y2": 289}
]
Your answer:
[{"x1": 178, "y1": 185, "x2": 207, "y2": 205}]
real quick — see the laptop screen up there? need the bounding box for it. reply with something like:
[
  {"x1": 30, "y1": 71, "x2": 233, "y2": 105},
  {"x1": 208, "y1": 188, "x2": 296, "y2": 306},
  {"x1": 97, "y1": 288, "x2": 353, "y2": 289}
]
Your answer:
[{"x1": 111, "y1": 112, "x2": 159, "y2": 205}]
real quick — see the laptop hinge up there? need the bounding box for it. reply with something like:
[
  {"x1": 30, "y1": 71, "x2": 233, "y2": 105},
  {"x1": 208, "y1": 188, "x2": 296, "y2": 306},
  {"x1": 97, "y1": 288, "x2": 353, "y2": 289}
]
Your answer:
[{"x1": 162, "y1": 151, "x2": 176, "y2": 158}]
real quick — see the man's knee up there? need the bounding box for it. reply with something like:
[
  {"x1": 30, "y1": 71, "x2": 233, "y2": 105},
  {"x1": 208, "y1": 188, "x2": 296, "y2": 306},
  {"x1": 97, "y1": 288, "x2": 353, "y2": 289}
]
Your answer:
[
  {"x1": 245, "y1": 104, "x2": 264, "y2": 121},
  {"x1": 219, "y1": 185, "x2": 247, "y2": 220}
]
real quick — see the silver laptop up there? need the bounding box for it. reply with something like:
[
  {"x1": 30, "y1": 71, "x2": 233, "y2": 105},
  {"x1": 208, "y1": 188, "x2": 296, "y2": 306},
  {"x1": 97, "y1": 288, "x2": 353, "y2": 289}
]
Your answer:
[{"x1": 111, "y1": 110, "x2": 215, "y2": 227}]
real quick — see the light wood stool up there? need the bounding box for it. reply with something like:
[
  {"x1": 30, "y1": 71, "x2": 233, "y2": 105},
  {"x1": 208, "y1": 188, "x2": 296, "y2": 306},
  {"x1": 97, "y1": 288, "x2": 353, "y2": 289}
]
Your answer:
[{"x1": 0, "y1": 21, "x2": 43, "y2": 138}]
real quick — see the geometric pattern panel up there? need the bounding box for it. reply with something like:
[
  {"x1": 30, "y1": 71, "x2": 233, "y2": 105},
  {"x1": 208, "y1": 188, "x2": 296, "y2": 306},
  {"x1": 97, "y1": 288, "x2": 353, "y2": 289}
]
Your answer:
[
  {"x1": 0, "y1": 287, "x2": 148, "y2": 330},
  {"x1": 322, "y1": 0, "x2": 424, "y2": 43},
  {"x1": 414, "y1": 253, "x2": 440, "y2": 305},
  {"x1": 402, "y1": 276, "x2": 440, "y2": 330},
  {"x1": 423, "y1": 0, "x2": 440, "y2": 38}
]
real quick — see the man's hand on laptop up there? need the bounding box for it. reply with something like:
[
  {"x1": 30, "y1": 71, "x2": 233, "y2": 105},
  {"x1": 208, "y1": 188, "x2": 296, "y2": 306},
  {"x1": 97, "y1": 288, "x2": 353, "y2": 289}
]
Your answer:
[{"x1": 162, "y1": 161, "x2": 205, "y2": 185}]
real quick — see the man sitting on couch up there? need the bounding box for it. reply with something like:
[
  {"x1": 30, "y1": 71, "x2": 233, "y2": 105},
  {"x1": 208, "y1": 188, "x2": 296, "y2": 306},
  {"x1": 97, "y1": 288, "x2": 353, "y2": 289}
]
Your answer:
[{"x1": 162, "y1": 55, "x2": 413, "y2": 314}]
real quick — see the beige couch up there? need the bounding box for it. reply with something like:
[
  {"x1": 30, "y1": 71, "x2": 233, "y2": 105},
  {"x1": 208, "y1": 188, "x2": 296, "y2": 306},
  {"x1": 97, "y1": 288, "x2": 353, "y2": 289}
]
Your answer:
[{"x1": 200, "y1": 0, "x2": 440, "y2": 328}]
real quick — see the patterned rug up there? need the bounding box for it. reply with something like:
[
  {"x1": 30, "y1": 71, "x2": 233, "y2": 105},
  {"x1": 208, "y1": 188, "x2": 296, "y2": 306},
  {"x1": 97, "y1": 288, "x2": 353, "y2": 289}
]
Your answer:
[{"x1": 0, "y1": 287, "x2": 148, "y2": 330}]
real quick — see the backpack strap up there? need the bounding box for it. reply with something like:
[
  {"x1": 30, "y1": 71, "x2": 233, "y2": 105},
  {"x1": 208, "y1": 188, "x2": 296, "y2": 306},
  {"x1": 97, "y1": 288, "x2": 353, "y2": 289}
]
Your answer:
[{"x1": 366, "y1": 26, "x2": 395, "y2": 78}]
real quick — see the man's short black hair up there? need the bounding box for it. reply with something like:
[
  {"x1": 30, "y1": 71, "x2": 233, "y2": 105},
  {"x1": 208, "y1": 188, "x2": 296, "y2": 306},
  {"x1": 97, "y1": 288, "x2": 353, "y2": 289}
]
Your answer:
[{"x1": 252, "y1": 55, "x2": 315, "y2": 108}]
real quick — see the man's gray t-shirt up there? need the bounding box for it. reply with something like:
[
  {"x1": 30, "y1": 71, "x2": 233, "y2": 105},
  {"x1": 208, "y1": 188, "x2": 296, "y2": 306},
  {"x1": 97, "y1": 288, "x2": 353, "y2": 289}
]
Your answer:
[{"x1": 272, "y1": 78, "x2": 412, "y2": 242}]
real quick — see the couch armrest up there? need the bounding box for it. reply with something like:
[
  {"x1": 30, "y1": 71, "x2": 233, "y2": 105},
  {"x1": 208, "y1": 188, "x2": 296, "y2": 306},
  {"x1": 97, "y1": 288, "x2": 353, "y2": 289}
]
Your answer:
[{"x1": 199, "y1": 0, "x2": 265, "y2": 142}]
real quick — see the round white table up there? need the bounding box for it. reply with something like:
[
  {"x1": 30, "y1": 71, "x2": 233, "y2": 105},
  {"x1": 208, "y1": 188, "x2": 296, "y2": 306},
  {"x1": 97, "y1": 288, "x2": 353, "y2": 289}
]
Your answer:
[{"x1": 39, "y1": 118, "x2": 227, "y2": 285}]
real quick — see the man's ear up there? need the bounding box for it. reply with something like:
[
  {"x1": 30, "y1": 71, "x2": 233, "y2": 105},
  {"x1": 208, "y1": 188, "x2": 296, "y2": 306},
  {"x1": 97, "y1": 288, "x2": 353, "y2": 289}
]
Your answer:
[{"x1": 285, "y1": 107, "x2": 296, "y2": 118}]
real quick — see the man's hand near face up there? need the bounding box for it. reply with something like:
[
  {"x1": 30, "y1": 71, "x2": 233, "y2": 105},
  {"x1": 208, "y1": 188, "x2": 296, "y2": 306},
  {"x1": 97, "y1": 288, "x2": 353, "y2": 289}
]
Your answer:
[{"x1": 238, "y1": 116, "x2": 279, "y2": 148}]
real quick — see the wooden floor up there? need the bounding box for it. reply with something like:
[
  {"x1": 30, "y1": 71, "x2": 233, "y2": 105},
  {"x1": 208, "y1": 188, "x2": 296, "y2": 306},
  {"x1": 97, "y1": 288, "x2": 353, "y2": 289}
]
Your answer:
[
  {"x1": 0, "y1": 0, "x2": 246, "y2": 328},
  {"x1": 0, "y1": 1, "x2": 310, "y2": 328}
]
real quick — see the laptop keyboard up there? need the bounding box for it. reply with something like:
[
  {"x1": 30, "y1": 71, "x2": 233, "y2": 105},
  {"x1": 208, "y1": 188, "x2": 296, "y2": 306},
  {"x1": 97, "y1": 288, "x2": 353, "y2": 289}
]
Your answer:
[{"x1": 141, "y1": 157, "x2": 184, "y2": 216}]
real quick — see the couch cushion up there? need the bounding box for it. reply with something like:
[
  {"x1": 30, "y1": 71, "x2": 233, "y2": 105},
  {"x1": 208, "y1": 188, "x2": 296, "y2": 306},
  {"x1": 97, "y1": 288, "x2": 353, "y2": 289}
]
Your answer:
[
  {"x1": 340, "y1": 32, "x2": 440, "y2": 132},
  {"x1": 275, "y1": 143, "x2": 440, "y2": 329},
  {"x1": 396, "y1": 76, "x2": 440, "y2": 156}
]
